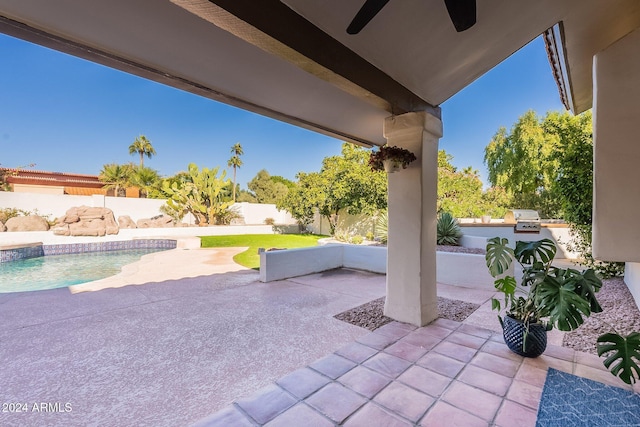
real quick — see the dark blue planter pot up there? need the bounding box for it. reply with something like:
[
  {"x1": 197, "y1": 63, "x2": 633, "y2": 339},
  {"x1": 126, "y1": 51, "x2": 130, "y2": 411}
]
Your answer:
[{"x1": 502, "y1": 315, "x2": 547, "y2": 358}]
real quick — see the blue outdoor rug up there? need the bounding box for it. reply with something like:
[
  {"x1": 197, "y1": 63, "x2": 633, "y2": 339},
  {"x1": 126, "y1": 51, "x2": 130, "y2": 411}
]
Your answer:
[{"x1": 536, "y1": 368, "x2": 640, "y2": 427}]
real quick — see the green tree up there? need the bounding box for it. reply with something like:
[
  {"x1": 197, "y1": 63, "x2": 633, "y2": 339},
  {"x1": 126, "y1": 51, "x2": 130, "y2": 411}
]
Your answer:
[
  {"x1": 547, "y1": 110, "x2": 624, "y2": 277},
  {"x1": 248, "y1": 169, "x2": 289, "y2": 204},
  {"x1": 99, "y1": 163, "x2": 133, "y2": 197},
  {"x1": 227, "y1": 142, "x2": 243, "y2": 202},
  {"x1": 128, "y1": 135, "x2": 156, "y2": 167},
  {"x1": 437, "y1": 150, "x2": 485, "y2": 217},
  {"x1": 129, "y1": 166, "x2": 161, "y2": 198},
  {"x1": 484, "y1": 110, "x2": 561, "y2": 218},
  {"x1": 278, "y1": 143, "x2": 387, "y2": 234}
]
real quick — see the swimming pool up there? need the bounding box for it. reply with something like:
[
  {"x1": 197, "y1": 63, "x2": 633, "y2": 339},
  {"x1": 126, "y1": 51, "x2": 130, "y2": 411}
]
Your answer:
[{"x1": 0, "y1": 248, "x2": 169, "y2": 293}]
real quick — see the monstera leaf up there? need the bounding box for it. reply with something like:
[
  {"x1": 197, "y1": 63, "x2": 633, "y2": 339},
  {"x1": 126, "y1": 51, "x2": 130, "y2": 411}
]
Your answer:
[
  {"x1": 486, "y1": 237, "x2": 514, "y2": 277},
  {"x1": 597, "y1": 332, "x2": 640, "y2": 385},
  {"x1": 534, "y1": 274, "x2": 592, "y2": 331},
  {"x1": 573, "y1": 269, "x2": 604, "y2": 313},
  {"x1": 514, "y1": 238, "x2": 556, "y2": 266}
]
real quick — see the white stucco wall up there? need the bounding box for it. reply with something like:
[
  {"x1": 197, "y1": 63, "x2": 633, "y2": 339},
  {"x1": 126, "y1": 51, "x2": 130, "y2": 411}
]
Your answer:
[
  {"x1": 624, "y1": 262, "x2": 640, "y2": 311},
  {"x1": 592, "y1": 27, "x2": 640, "y2": 262},
  {"x1": 459, "y1": 225, "x2": 577, "y2": 259}
]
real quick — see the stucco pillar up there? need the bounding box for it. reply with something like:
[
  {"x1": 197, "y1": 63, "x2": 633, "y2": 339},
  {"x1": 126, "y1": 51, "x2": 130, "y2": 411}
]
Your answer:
[
  {"x1": 593, "y1": 27, "x2": 640, "y2": 262},
  {"x1": 383, "y1": 111, "x2": 442, "y2": 326}
]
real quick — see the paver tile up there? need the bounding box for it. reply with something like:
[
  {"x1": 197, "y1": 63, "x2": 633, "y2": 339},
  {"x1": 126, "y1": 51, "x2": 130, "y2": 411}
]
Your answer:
[
  {"x1": 375, "y1": 322, "x2": 414, "y2": 339},
  {"x1": 431, "y1": 318, "x2": 461, "y2": 330},
  {"x1": 420, "y1": 401, "x2": 488, "y2": 427},
  {"x1": 494, "y1": 400, "x2": 537, "y2": 427},
  {"x1": 575, "y1": 350, "x2": 608, "y2": 370},
  {"x1": 441, "y1": 381, "x2": 502, "y2": 421},
  {"x1": 514, "y1": 363, "x2": 548, "y2": 388},
  {"x1": 445, "y1": 331, "x2": 487, "y2": 349},
  {"x1": 335, "y1": 341, "x2": 378, "y2": 364},
  {"x1": 399, "y1": 331, "x2": 442, "y2": 349},
  {"x1": 543, "y1": 344, "x2": 576, "y2": 362},
  {"x1": 433, "y1": 340, "x2": 477, "y2": 362},
  {"x1": 457, "y1": 324, "x2": 493, "y2": 339},
  {"x1": 276, "y1": 367, "x2": 331, "y2": 399},
  {"x1": 344, "y1": 403, "x2": 412, "y2": 427},
  {"x1": 397, "y1": 365, "x2": 452, "y2": 397},
  {"x1": 480, "y1": 340, "x2": 524, "y2": 362},
  {"x1": 338, "y1": 366, "x2": 391, "y2": 398},
  {"x1": 418, "y1": 324, "x2": 454, "y2": 339},
  {"x1": 506, "y1": 379, "x2": 543, "y2": 410},
  {"x1": 309, "y1": 353, "x2": 357, "y2": 379},
  {"x1": 373, "y1": 381, "x2": 435, "y2": 422},
  {"x1": 305, "y1": 383, "x2": 367, "y2": 423},
  {"x1": 457, "y1": 365, "x2": 512, "y2": 396},
  {"x1": 265, "y1": 403, "x2": 333, "y2": 427},
  {"x1": 356, "y1": 331, "x2": 398, "y2": 350},
  {"x1": 363, "y1": 352, "x2": 412, "y2": 378},
  {"x1": 471, "y1": 352, "x2": 521, "y2": 378},
  {"x1": 235, "y1": 384, "x2": 297, "y2": 425},
  {"x1": 574, "y1": 364, "x2": 634, "y2": 390},
  {"x1": 384, "y1": 340, "x2": 429, "y2": 362},
  {"x1": 522, "y1": 353, "x2": 573, "y2": 373},
  {"x1": 417, "y1": 352, "x2": 465, "y2": 378}
]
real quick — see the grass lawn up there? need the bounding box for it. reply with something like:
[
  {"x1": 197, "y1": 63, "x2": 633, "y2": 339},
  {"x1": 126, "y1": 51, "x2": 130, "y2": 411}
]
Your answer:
[{"x1": 199, "y1": 234, "x2": 325, "y2": 269}]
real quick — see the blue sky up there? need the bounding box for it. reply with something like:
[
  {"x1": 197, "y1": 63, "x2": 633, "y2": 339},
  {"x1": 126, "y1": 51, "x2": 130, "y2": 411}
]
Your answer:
[{"x1": 0, "y1": 33, "x2": 564, "y2": 188}]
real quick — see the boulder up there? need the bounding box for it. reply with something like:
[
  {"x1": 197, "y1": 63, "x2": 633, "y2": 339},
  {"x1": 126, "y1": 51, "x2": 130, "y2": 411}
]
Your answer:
[
  {"x1": 5, "y1": 215, "x2": 50, "y2": 232},
  {"x1": 118, "y1": 215, "x2": 137, "y2": 229},
  {"x1": 53, "y1": 206, "x2": 119, "y2": 236},
  {"x1": 137, "y1": 214, "x2": 175, "y2": 228},
  {"x1": 0, "y1": 220, "x2": 6, "y2": 232}
]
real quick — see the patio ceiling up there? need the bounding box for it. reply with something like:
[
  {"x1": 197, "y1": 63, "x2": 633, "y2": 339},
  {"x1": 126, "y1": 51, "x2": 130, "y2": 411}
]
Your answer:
[{"x1": 0, "y1": 0, "x2": 639, "y2": 146}]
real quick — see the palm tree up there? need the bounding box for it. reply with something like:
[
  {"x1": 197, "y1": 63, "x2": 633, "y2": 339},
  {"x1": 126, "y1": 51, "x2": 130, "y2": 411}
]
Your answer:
[
  {"x1": 99, "y1": 163, "x2": 133, "y2": 197},
  {"x1": 129, "y1": 166, "x2": 161, "y2": 198},
  {"x1": 227, "y1": 142, "x2": 244, "y2": 202},
  {"x1": 129, "y1": 135, "x2": 156, "y2": 167}
]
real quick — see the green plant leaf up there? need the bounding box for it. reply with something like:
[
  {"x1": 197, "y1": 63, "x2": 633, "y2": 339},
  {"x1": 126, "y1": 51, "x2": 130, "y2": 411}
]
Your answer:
[
  {"x1": 574, "y1": 269, "x2": 604, "y2": 313},
  {"x1": 494, "y1": 276, "x2": 517, "y2": 295},
  {"x1": 597, "y1": 332, "x2": 640, "y2": 385},
  {"x1": 514, "y1": 238, "x2": 556, "y2": 266},
  {"x1": 491, "y1": 297, "x2": 501, "y2": 311},
  {"x1": 535, "y1": 276, "x2": 592, "y2": 331},
  {"x1": 436, "y1": 212, "x2": 462, "y2": 245},
  {"x1": 486, "y1": 237, "x2": 514, "y2": 277}
]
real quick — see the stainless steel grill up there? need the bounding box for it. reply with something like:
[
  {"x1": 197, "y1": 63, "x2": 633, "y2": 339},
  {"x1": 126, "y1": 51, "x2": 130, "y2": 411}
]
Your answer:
[{"x1": 504, "y1": 209, "x2": 541, "y2": 233}]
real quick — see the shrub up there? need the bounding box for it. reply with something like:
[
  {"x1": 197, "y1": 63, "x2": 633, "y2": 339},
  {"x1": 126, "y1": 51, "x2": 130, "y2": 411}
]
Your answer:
[
  {"x1": 365, "y1": 231, "x2": 374, "y2": 241},
  {"x1": 349, "y1": 235, "x2": 364, "y2": 245},
  {"x1": 264, "y1": 217, "x2": 275, "y2": 225},
  {"x1": 213, "y1": 207, "x2": 243, "y2": 225},
  {"x1": 436, "y1": 212, "x2": 462, "y2": 245}
]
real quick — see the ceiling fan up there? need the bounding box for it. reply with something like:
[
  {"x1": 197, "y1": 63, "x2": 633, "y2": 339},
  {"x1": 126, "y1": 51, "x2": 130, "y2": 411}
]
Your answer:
[{"x1": 347, "y1": 0, "x2": 476, "y2": 34}]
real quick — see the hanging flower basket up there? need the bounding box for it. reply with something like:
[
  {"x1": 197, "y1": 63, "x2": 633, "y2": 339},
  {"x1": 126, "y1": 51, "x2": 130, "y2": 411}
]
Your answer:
[{"x1": 369, "y1": 145, "x2": 417, "y2": 173}]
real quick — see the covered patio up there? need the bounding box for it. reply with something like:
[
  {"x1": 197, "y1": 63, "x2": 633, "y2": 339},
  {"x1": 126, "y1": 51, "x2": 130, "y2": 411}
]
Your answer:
[{"x1": 2, "y1": 0, "x2": 640, "y2": 425}]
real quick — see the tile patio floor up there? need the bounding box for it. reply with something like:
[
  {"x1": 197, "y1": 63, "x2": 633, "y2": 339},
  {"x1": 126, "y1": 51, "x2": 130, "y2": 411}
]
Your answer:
[{"x1": 194, "y1": 318, "x2": 638, "y2": 426}]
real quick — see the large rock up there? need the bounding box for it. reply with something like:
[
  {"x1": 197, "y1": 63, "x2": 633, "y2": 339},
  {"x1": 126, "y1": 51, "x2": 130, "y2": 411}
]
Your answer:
[
  {"x1": 5, "y1": 215, "x2": 50, "y2": 232},
  {"x1": 118, "y1": 215, "x2": 137, "y2": 229},
  {"x1": 53, "y1": 206, "x2": 119, "y2": 236},
  {"x1": 0, "y1": 220, "x2": 6, "y2": 232},
  {"x1": 137, "y1": 214, "x2": 175, "y2": 228}
]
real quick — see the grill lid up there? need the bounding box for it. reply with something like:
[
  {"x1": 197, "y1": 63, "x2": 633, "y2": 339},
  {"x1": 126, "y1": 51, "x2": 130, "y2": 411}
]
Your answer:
[{"x1": 504, "y1": 209, "x2": 540, "y2": 223}]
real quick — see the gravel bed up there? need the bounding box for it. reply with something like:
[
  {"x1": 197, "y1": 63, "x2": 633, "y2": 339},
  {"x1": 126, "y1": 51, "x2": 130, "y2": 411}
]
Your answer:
[
  {"x1": 563, "y1": 277, "x2": 640, "y2": 354},
  {"x1": 334, "y1": 296, "x2": 480, "y2": 331},
  {"x1": 437, "y1": 245, "x2": 486, "y2": 255}
]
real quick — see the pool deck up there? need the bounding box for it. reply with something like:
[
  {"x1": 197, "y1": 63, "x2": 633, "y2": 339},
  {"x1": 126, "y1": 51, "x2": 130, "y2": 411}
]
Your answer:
[{"x1": 0, "y1": 247, "x2": 637, "y2": 426}]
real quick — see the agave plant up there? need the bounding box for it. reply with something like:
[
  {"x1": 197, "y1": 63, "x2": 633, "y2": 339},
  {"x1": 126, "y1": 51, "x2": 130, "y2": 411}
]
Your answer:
[
  {"x1": 375, "y1": 210, "x2": 388, "y2": 244},
  {"x1": 436, "y1": 212, "x2": 462, "y2": 245}
]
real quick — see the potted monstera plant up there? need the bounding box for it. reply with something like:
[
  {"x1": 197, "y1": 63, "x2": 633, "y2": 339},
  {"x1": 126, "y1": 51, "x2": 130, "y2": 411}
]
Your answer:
[
  {"x1": 369, "y1": 145, "x2": 417, "y2": 173},
  {"x1": 486, "y1": 237, "x2": 603, "y2": 357}
]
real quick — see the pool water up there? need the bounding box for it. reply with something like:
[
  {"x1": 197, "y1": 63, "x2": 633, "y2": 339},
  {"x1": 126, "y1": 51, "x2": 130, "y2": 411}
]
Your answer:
[{"x1": 0, "y1": 248, "x2": 168, "y2": 293}]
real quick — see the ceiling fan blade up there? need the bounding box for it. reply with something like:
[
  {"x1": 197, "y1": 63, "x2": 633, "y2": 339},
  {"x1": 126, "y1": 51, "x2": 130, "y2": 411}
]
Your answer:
[
  {"x1": 444, "y1": 0, "x2": 476, "y2": 32},
  {"x1": 347, "y1": 0, "x2": 391, "y2": 34}
]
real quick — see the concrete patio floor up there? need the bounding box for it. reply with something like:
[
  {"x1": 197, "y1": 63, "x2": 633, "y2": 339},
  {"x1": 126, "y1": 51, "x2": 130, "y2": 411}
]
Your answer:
[{"x1": 1, "y1": 247, "x2": 637, "y2": 426}]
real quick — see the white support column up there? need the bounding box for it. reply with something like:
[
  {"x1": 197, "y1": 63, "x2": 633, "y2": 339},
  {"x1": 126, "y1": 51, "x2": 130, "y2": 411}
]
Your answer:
[{"x1": 383, "y1": 111, "x2": 442, "y2": 326}]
